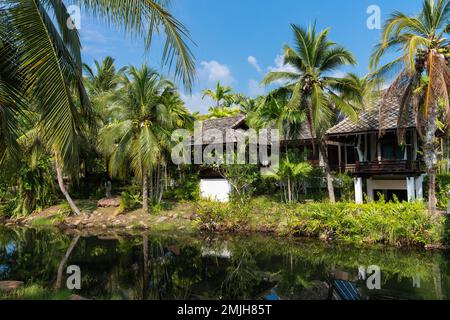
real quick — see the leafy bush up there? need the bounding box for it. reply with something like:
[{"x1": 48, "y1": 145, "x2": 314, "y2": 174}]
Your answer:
[
  {"x1": 116, "y1": 186, "x2": 141, "y2": 214},
  {"x1": 194, "y1": 198, "x2": 443, "y2": 247},
  {"x1": 285, "y1": 201, "x2": 442, "y2": 246},
  {"x1": 435, "y1": 174, "x2": 450, "y2": 209},
  {"x1": 305, "y1": 168, "x2": 326, "y2": 201},
  {"x1": 11, "y1": 158, "x2": 58, "y2": 217},
  {"x1": 0, "y1": 284, "x2": 71, "y2": 300},
  {"x1": 208, "y1": 163, "x2": 260, "y2": 204},
  {"x1": 195, "y1": 201, "x2": 251, "y2": 232},
  {"x1": 333, "y1": 172, "x2": 355, "y2": 202},
  {"x1": 171, "y1": 173, "x2": 200, "y2": 201}
]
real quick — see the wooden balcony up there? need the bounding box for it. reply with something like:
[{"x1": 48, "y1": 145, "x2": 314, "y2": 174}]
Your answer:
[{"x1": 355, "y1": 160, "x2": 423, "y2": 175}]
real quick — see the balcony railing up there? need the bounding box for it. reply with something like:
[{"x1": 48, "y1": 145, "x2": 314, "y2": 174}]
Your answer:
[{"x1": 355, "y1": 160, "x2": 422, "y2": 175}]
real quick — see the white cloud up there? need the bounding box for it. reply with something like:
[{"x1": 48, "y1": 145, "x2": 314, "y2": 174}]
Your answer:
[
  {"x1": 328, "y1": 70, "x2": 347, "y2": 78},
  {"x1": 81, "y1": 29, "x2": 108, "y2": 44},
  {"x1": 247, "y1": 56, "x2": 262, "y2": 73},
  {"x1": 268, "y1": 54, "x2": 297, "y2": 73},
  {"x1": 266, "y1": 54, "x2": 298, "y2": 86},
  {"x1": 248, "y1": 79, "x2": 265, "y2": 97},
  {"x1": 198, "y1": 60, "x2": 234, "y2": 86},
  {"x1": 81, "y1": 28, "x2": 111, "y2": 55},
  {"x1": 181, "y1": 92, "x2": 214, "y2": 114}
]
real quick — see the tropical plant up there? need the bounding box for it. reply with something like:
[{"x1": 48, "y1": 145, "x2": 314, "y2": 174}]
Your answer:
[
  {"x1": 247, "y1": 88, "x2": 305, "y2": 138},
  {"x1": 202, "y1": 82, "x2": 235, "y2": 108},
  {"x1": 99, "y1": 65, "x2": 193, "y2": 212},
  {"x1": 370, "y1": 0, "x2": 450, "y2": 213},
  {"x1": 201, "y1": 106, "x2": 242, "y2": 120},
  {"x1": 83, "y1": 56, "x2": 127, "y2": 126},
  {"x1": 0, "y1": 0, "x2": 195, "y2": 215},
  {"x1": 341, "y1": 73, "x2": 384, "y2": 112},
  {"x1": 273, "y1": 152, "x2": 313, "y2": 204},
  {"x1": 233, "y1": 94, "x2": 260, "y2": 114},
  {"x1": 262, "y1": 23, "x2": 359, "y2": 203}
]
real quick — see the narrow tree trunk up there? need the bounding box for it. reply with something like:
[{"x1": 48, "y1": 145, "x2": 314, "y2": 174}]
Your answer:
[
  {"x1": 325, "y1": 166, "x2": 336, "y2": 204},
  {"x1": 143, "y1": 169, "x2": 149, "y2": 212},
  {"x1": 320, "y1": 143, "x2": 335, "y2": 203},
  {"x1": 55, "y1": 157, "x2": 81, "y2": 216},
  {"x1": 55, "y1": 236, "x2": 80, "y2": 290},
  {"x1": 423, "y1": 105, "x2": 438, "y2": 214},
  {"x1": 428, "y1": 170, "x2": 437, "y2": 212},
  {"x1": 287, "y1": 175, "x2": 292, "y2": 203}
]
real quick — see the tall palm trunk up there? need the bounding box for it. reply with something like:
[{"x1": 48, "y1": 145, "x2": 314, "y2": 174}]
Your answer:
[
  {"x1": 142, "y1": 168, "x2": 149, "y2": 212},
  {"x1": 423, "y1": 104, "x2": 438, "y2": 214},
  {"x1": 55, "y1": 157, "x2": 81, "y2": 216},
  {"x1": 319, "y1": 142, "x2": 336, "y2": 203}
]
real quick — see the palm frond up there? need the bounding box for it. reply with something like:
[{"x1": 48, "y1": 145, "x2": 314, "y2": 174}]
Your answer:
[{"x1": 76, "y1": 0, "x2": 196, "y2": 90}]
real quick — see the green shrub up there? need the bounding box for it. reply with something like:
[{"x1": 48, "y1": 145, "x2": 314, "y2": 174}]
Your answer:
[
  {"x1": 333, "y1": 172, "x2": 355, "y2": 202},
  {"x1": 172, "y1": 173, "x2": 200, "y2": 201},
  {"x1": 305, "y1": 168, "x2": 326, "y2": 201},
  {"x1": 284, "y1": 201, "x2": 443, "y2": 246},
  {"x1": 0, "y1": 284, "x2": 71, "y2": 300},
  {"x1": 116, "y1": 186, "x2": 141, "y2": 214},
  {"x1": 194, "y1": 198, "x2": 444, "y2": 247},
  {"x1": 195, "y1": 201, "x2": 251, "y2": 232},
  {"x1": 435, "y1": 174, "x2": 450, "y2": 209}
]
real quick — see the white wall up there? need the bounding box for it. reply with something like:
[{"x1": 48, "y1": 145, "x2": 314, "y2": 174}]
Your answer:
[
  {"x1": 200, "y1": 179, "x2": 231, "y2": 202},
  {"x1": 368, "y1": 179, "x2": 407, "y2": 191}
]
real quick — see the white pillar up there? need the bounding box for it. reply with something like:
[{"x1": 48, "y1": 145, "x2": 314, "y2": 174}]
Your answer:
[
  {"x1": 366, "y1": 178, "x2": 374, "y2": 200},
  {"x1": 415, "y1": 175, "x2": 424, "y2": 200},
  {"x1": 355, "y1": 177, "x2": 363, "y2": 204},
  {"x1": 407, "y1": 177, "x2": 416, "y2": 202}
]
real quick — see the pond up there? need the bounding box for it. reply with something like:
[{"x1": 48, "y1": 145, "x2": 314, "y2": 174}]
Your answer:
[{"x1": 0, "y1": 227, "x2": 449, "y2": 300}]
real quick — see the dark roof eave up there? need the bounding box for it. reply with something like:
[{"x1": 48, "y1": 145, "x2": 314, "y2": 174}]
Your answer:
[{"x1": 327, "y1": 126, "x2": 416, "y2": 138}]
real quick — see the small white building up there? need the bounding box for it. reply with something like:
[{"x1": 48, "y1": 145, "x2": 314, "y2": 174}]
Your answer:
[
  {"x1": 194, "y1": 116, "x2": 247, "y2": 202},
  {"x1": 200, "y1": 178, "x2": 231, "y2": 202}
]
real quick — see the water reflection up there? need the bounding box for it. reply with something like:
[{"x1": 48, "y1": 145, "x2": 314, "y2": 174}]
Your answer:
[{"x1": 0, "y1": 227, "x2": 449, "y2": 300}]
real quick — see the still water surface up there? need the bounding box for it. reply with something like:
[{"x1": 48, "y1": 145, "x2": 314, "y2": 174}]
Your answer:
[{"x1": 0, "y1": 227, "x2": 449, "y2": 300}]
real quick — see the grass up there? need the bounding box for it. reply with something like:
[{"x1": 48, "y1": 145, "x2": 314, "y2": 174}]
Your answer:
[
  {"x1": 194, "y1": 197, "x2": 445, "y2": 247},
  {"x1": 0, "y1": 284, "x2": 72, "y2": 300}
]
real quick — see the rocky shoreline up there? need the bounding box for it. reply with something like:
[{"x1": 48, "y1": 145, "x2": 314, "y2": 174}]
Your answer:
[{"x1": 3, "y1": 199, "x2": 197, "y2": 234}]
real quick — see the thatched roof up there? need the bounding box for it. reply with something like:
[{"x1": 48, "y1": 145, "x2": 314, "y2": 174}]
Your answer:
[
  {"x1": 193, "y1": 115, "x2": 248, "y2": 146},
  {"x1": 192, "y1": 115, "x2": 316, "y2": 146},
  {"x1": 327, "y1": 89, "x2": 416, "y2": 136}
]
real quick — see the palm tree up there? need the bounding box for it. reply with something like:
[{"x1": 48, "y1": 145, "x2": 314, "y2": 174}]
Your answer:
[
  {"x1": 262, "y1": 24, "x2": 358, "y2": 203},
  {"x1": 83, "y1": 57, "x2": 127, "y2": 124},
  {"x1": 233, "y1": 94, "x2": 259, "y2": 114},
  {"x1": 99, "y1": 66, "x2": 192, "y2": 212},
  {"x1": 370, "y1": 0, "x2": 450, "y2": 213},
  {"x1": 83, "y1": 57, "x2": 126, "y2": 180},
  {"x1": 341, "y1": 73, "x2": 384, "y2": 112},
  {"x1": 202, "y1": 82, "x2": 235, "y2": 108},
  {"x1": 1, "y1": 0, "x2": 195, "y2": 214}
]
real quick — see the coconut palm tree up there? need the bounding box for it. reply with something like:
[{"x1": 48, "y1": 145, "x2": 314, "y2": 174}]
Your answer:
[
  {"x1": 0, "y1": 0, "x2": 195, "y2": 215},
  {"x1": 262, "y1": 24, "x2": 358, "y2": 203},
  {"x1": 83, "y1": 57, "x2": 127, "y2": 124},
  {"x1": 99, "y1": 66, "x2": 192, "y2": 212},
  {"x1": 0, "y1": 39, "x2": 25, "y2": 166},
  {"x1": 370, "y1": 0, "x2": 450, "y2": 213},
  {"x1": 202, "y1": 82, "x2": 235, "y2": 108},
  {"x1": 341, "y1": 73, "x2": 384, "y2": 112}
]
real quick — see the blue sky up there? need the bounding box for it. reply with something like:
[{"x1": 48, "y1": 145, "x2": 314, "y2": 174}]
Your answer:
[{"x1": 80, "y1": 0, "x2": 422, "y2": 114}]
